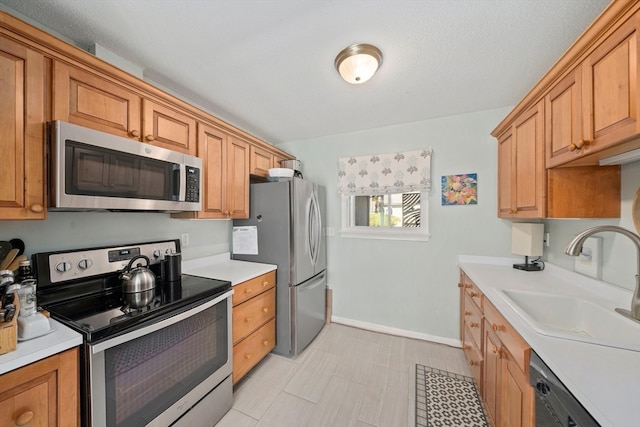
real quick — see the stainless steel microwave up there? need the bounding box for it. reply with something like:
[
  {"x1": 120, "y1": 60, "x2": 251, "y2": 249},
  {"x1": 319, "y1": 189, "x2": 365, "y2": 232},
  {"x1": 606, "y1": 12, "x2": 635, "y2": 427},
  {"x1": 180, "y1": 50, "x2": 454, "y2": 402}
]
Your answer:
[{"x1": 49, "y1": 120, "x2": 202, "y2": 212}]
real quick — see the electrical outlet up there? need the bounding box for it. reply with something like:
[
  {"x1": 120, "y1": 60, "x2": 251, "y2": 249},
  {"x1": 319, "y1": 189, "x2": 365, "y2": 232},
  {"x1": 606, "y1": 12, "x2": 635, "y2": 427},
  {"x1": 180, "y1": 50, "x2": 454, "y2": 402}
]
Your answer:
[
  {"x1": 574, "y1": 236, "x2": 602, "y2": 279},
  {"x1": 544, "y1": 232, "x2": 550, "y2": 247},
  {"x1": 181, "y1": 233, "x2": 190, "y2": 247}
]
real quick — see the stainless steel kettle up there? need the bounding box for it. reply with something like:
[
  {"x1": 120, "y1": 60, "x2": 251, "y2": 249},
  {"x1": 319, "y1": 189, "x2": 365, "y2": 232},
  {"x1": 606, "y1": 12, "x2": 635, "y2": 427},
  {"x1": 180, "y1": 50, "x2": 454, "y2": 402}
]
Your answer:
[{"x1": 120, "y1": 255, "x2": 156, "y2": 293}]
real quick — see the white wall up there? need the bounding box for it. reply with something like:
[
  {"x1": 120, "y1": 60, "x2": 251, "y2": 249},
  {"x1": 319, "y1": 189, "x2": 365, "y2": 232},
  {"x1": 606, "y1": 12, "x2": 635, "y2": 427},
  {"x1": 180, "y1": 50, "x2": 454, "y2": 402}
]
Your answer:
[
  {"x1": 277, "y1": 108, "x2": 514, "y2": 342},
  {"x1": 0, "y1": 213, "x2": 231, "y2": 260}
]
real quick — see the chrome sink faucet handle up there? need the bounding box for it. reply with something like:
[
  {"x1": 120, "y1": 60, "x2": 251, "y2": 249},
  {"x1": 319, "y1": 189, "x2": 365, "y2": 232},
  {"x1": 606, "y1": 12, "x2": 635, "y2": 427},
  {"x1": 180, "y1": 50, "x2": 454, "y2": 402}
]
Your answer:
[{"x1": 565, "y1": 225, "x2": 640, "y2": 322}]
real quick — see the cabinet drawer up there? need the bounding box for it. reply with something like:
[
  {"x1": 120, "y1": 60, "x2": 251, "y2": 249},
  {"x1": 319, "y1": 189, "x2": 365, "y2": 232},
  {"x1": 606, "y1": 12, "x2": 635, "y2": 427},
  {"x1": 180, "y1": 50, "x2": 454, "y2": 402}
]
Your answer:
[
  {"x1": 463, "y1": 325, "x2": 483, "y2": 387},
  {"x1": 462, "y1": 279, "x2": 483, "y2": 312},
  {"x1": 463, "y1": 293, "x2": 483, "y2": 348},
  {"x1": 233, "y1": 318, "x2": 275, "y2": 383},
  {"x1": 232, "y1": 271, "x2": 276, "y2": 306},
  {"x1": 233, "y1": 287, "x2": 276, "y2": 344},
  {"x1": 484, "y1": 299, "x2": 530, "y2": 373}
]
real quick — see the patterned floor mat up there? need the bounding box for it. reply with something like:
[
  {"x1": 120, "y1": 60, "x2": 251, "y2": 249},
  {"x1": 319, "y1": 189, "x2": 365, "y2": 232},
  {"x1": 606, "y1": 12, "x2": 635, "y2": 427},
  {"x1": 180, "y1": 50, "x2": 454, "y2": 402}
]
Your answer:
[{"x1": 415, "y1": 364, "x2": 489, "y2": 427}]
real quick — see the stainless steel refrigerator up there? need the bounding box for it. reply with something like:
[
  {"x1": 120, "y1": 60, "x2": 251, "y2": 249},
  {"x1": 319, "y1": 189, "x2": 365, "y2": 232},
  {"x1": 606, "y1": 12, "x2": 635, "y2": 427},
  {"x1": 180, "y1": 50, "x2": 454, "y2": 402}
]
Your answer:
[{"x1": 233, "y1": 178, "x2": 327, "y2": 357}]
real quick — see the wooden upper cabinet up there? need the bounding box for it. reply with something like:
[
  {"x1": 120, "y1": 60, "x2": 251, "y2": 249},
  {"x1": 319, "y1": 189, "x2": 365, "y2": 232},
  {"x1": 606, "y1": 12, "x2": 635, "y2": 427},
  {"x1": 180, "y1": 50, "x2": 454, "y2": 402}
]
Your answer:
[
  {"x1": 172, "y1": 124, "x2": 249, "y2": 220},
  {"x1": 142, "y1": 99, "x2": 197, "y2": 155},
  {"x1": 250, "y1": 145, "x2": 273, "y2": 177},
  {"x1": 53, "y1": 61, "x2": 141, "y2": 139},
  {"x1": 583, "y1": 11, "x2": 640, "y2": 152},
  {"x1": 53, "y1": 62, "x2": 197, "y2": 155},
  {"x1": 0, "y1": 35, "x2": 46, "y2": 220},
  {"x1": 498, "y1": 102, "x2": 546, "y2": 219},
  {"x1": 546, "y1": 8, "x2": 640, "y2": 167}
]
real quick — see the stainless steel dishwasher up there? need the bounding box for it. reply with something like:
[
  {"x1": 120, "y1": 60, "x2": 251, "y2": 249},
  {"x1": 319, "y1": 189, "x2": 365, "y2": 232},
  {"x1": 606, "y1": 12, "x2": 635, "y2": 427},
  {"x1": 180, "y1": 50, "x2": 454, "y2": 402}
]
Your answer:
[{"x1": 530, "y1": 351, "x2": 600, "y2": 427}]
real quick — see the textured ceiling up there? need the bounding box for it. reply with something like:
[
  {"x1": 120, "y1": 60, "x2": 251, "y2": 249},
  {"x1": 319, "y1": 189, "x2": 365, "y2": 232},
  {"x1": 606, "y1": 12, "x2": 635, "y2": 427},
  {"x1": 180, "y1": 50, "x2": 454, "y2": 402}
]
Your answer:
[{"x1": 1, "y1": 0, "x2": 610, "y2": 145}]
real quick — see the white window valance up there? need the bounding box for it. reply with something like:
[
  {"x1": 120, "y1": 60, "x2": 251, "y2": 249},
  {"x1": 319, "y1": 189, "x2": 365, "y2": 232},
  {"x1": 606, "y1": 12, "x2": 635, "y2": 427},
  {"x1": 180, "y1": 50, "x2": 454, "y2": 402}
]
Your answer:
[{"x1": 337, "y1": 148, "x2": 432, "y2": 195}]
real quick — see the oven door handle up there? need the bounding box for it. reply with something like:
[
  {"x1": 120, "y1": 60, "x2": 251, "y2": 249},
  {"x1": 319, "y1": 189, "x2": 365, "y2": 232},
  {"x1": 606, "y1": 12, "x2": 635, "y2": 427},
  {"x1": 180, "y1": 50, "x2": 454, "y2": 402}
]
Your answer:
[{"x1": 91, "y1": 289, "x2": 233, "y2": 354}]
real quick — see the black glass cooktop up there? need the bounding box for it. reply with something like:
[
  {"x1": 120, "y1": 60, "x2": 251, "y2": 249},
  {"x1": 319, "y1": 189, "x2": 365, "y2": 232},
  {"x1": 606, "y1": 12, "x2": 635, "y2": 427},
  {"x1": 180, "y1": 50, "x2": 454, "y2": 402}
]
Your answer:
[{"x1": 41, "y1": 274, "x2": 231, "y2": 343}]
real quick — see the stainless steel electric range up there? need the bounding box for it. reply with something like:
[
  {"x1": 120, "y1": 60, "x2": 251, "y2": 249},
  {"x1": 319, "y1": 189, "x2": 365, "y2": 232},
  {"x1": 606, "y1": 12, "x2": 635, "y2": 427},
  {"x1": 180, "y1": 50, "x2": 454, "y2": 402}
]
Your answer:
[{"x1": 32, "y1": 239, "x2": 233, "y2": 427}]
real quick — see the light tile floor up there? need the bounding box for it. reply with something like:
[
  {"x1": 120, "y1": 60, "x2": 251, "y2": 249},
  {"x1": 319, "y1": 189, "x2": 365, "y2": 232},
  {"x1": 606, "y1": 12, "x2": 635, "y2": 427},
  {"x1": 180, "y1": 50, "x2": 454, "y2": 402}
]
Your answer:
[{"x1": 215, "y1": 323, "x2": 471, "y2": 427}]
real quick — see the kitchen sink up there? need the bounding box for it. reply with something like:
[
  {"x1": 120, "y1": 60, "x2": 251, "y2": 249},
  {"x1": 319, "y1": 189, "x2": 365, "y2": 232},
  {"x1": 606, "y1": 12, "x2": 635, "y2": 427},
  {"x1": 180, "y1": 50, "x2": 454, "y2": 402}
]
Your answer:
[{"x1": 497, "y1": 289, "x2": 640, "y2": 352}]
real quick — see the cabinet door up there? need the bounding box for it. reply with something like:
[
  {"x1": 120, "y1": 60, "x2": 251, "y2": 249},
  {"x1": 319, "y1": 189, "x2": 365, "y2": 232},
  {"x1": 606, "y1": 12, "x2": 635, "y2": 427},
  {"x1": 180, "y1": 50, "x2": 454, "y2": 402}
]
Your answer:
[
  {"x1": 0, "y1": 347, "x2": 79, "y2": 426},
  {"x1": 512, "y1": 101, "x2": 545, "y2": 218},
  {"x1": 501, "y1": 350, "x2": 534, "y2": 427},
  {"x1": 227, "y1": 136, "x2": 250, "y2": 219},
  {"x1": 142, "y1": 99, "x2": 197, "y2": 155},
  {"x1": 250, "y1": 145, "x2": 273, "y2": 177},
  {"x1": 583, "y1": 11, "x2": 640, "y2": 153},
  {"x1": 0, "y1": 36, "x2": 46, "y2": 219},
  {"x1": 545, "y1": 68, "x2": 583, "y2": 167},
  {"x1": 196, "y1": 123, "x2": 227, "y2": 219},
  {"x1": 53, "y1": 61, "x2": 141, "y2": 139},
  {"x1": 482, "y1": 322, "x2": 502, "y2": 427}
]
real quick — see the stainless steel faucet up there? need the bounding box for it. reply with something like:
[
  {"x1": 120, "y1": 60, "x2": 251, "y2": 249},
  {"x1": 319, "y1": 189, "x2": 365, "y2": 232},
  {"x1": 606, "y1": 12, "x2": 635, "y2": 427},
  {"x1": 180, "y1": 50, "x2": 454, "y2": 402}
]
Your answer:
[{"x1": 565, "y1": 225, "x2": 640, "y2": 321}]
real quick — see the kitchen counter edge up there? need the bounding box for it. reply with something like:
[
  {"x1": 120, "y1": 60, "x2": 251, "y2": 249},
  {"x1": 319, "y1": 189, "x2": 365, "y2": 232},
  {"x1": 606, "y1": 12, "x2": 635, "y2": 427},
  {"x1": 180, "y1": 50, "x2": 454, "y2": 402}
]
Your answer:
[
  {"x1": 182, "y1": 253, "x2": 276, "y2": 285},
  {"x1": 0, "y1": 318, "x2": 83, "y2": 375}
]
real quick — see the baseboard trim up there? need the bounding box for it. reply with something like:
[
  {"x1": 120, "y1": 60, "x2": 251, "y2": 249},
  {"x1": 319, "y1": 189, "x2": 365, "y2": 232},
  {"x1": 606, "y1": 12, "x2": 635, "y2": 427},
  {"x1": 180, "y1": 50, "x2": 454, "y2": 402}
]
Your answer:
[{"x1": 330, "y1": 316, "x2": 462, "y2": 348}]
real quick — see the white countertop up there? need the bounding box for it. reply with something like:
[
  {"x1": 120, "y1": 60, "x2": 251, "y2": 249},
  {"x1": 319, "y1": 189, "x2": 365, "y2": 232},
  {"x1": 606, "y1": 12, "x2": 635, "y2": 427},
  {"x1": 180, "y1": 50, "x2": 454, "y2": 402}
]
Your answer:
[
  {"x1": 182, "y1": 253, "x2": 276, "y2": 285},
  {"x1": 0, "y1": 318, "x2": 83, "y2": 375},
  {"x1": 458, "y1": 255, "x2": 640, "y2": 427}
]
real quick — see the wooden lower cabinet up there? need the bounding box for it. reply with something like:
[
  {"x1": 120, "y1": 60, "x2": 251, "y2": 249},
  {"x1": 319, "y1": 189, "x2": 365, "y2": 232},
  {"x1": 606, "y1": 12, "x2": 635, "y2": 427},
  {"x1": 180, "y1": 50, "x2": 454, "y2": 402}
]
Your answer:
[
  {"x1": 232, "y1": 271, "x2": 276, "y2": 384},
  {"x1": 459, "y1": 271, "x2": 534, "y2": 427},
  {"x1": 0, "y1": 347, "x2": 79, "y2": 426}
]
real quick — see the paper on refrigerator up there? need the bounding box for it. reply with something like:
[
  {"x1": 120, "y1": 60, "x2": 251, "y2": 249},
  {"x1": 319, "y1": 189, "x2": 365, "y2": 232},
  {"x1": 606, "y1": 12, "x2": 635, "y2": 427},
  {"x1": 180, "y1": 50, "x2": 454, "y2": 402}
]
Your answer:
[{"x1": 232, "y1": 226, "x2": 258, "y2": 255}]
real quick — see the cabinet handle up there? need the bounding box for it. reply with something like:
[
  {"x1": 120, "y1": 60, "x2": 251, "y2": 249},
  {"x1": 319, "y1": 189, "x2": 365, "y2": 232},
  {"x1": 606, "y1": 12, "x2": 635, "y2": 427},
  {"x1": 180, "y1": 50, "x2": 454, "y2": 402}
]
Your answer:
[
  {"x1": 129, "y1": 129, "x2": 140, "y2": 138},
  {"x1": 469, "y1": 360, "x2": 479, "y2": 366},
  {"x1": 15, "y1": 411, "x2": 34, "y2": 426},
  {"x1": 463, "y1": 344, "x2": 471, "y2": 350},
  {"x1": 470, "y1": 322, "x2": 479, "y2": 328},
  {"x1": 262, "y1": 281, "x2": 269, "y2": 287},
  {"x1": 464, "y1": 311, "x2": 472, "y2": 316},
  {"x1": 145, "y1": 134, "x2": 155, "y2": 141},
  {"x1": 568, "y1": 143, "x2": 578, "y2": 151},
  {"x1": 491, "y1": 323, "x2": 502, "y2": 332},
  {"x1": 575, "y1": 139, "x2": 589, "y2": 149},
  {"x1": 245, "y1": 288, "x2": 253, "y2": 294},
  {"x1": 457, "y1": 282, "x2": 464, "y2": 288},
  {"x1": 262, "y1": 339, "x2": 269, "y2": 346},
  {"x1": 245, "y1": 353, "x2": 253, "y2": 359},
  {"x1": 469, "y1": 292, "x2": 479, "y2": 298},
  {"x1": 262, "y1": 307, "x2": 269, "y2": 313},
  {"x1": 30, "y1": 204, "x2": 44, "y2": 213},
  {"x1": 245, "y1": 317, "x2": 252, "y2": 323}
]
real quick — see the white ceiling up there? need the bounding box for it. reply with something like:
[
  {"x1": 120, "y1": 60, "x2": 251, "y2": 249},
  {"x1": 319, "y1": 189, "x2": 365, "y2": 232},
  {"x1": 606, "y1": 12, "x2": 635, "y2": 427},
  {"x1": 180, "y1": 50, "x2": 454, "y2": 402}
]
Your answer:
[{"x1": 1, "y1": 0, "x2": 610, "y2": 145}]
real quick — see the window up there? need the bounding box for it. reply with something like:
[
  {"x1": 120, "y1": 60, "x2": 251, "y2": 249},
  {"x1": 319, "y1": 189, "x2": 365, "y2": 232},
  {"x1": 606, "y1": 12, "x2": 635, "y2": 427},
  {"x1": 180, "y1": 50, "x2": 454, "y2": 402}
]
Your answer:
[
  {"x1": 337, "y1": 148, "x2": 432, "y2": 241},
  {"x1": 341, "y1": 191, "x2": 430, "y2": 240}
]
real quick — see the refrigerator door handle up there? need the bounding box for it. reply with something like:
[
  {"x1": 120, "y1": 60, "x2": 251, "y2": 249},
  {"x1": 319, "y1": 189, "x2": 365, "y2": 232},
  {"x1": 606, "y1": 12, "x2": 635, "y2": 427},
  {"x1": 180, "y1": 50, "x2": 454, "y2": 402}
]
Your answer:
[
  {"x1": 306, "y1": 196, "x2": 316, "y2": 264},
  {"x1": 308, "y1": 190, "x2": 321, "y2": 266}
]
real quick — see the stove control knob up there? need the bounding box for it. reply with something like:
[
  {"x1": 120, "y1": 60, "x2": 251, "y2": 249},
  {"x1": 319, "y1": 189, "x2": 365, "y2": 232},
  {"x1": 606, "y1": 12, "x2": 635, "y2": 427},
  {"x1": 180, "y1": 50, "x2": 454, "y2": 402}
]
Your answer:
[
  {"x1": 55, "y1": 261, "x2": 72, "y2": 273},
  {"x1": 77, "y1": 259, "x2": 93, "y2": 270},
  {"x1": 152, "y1": 249, "x2": 161, "y2": 260}
]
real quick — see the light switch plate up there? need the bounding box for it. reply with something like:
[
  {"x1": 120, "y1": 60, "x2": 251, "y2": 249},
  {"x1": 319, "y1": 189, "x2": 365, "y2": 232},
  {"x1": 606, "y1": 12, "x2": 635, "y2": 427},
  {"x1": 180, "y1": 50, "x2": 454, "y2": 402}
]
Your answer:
[{"x1": 574, "y1": 236, "x2": 602, "y2": 279}]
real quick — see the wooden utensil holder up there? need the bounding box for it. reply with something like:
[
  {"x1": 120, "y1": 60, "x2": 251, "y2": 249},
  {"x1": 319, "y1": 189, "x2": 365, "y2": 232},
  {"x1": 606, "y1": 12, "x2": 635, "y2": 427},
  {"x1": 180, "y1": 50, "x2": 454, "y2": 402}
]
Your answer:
[{"x1": 0, "y1": 292, "x2": 19, "y2": 355}]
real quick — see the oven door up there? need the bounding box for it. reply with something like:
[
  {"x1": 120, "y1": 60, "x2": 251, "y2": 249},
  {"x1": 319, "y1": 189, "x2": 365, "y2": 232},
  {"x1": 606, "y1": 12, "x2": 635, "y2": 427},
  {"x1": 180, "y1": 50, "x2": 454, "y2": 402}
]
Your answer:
[{"x1": 88, "y1": 290, "x2": 232, "y2": 427}]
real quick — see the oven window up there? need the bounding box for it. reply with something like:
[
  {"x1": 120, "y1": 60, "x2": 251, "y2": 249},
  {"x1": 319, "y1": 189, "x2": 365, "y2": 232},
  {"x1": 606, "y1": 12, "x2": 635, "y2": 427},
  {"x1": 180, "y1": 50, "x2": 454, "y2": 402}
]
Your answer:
[
  {"x1": 104, "y1": 302, "x2": 228, "y2": 426},
  {"x1": 65, "y1": 140, "x2": 175, "y2": 200}
]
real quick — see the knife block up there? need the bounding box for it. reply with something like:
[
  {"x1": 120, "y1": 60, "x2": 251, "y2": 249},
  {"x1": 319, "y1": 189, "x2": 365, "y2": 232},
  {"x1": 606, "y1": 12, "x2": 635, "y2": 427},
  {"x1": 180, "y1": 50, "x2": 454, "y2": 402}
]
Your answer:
[{"x1": 0, "y1": 292, "x2": 19, "y2": 355}]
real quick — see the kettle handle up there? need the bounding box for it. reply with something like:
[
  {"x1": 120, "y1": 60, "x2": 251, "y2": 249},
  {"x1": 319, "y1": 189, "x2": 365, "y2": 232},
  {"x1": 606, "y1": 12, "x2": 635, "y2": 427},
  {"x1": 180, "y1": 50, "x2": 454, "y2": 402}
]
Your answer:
[{"x1": 123, "y1": 255, "x2": 151, "y2": 272}]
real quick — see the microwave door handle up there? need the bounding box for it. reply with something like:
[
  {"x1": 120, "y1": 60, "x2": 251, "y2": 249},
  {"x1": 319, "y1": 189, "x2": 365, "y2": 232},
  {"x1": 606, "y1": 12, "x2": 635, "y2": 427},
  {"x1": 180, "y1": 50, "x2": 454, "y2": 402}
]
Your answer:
[{"x1": 172, "y1": 164, "x2": 181, "y2": 201}]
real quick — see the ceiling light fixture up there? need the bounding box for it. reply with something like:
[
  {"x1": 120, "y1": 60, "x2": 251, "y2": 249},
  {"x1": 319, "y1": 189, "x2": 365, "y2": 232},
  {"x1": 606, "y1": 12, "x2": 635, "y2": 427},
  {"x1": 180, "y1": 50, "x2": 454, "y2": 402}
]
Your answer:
[{"x1": 334, "y1": 43, "x2": 383, "y2": 84}]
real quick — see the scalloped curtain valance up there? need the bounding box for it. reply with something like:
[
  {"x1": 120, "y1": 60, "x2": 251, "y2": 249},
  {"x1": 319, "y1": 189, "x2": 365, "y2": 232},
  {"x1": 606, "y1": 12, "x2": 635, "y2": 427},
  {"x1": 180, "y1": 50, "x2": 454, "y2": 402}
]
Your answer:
[{"x1": 337, "y1": 148, "x2": 432, "y2": 195}]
